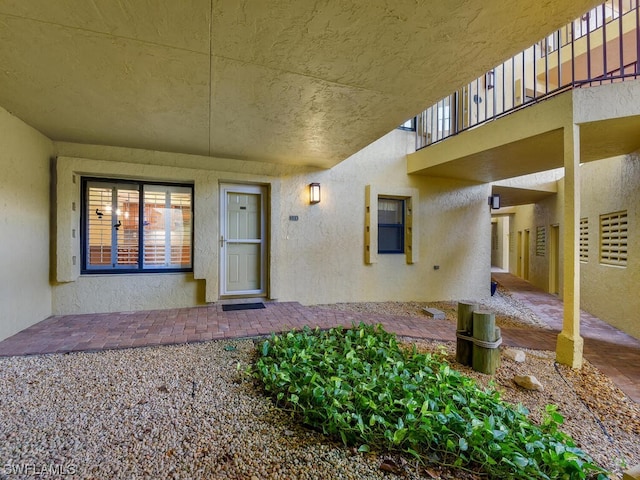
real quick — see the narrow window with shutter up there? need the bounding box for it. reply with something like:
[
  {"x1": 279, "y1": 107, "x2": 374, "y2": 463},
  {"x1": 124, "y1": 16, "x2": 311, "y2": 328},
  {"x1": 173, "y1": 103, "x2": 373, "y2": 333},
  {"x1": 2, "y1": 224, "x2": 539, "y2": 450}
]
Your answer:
[{"x1": 378, "y1": 197, "x2": 405, "y2": 254}]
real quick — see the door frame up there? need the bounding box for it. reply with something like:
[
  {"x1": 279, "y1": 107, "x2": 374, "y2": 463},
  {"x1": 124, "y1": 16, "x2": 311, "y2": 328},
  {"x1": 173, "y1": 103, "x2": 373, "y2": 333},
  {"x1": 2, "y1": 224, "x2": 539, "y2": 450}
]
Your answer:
[
  {"x1": 516, "y1": 230, "x2": 522, "y2": 277},
  {"x1": 523, "y1": 229, "x2": 530, "y2": 281},
  {"x1": 219, "y1": 183, "x2": 268, "y2": 297},
  {"x1": 549, "y1": 224, "x2": 560, "y2": 295}
]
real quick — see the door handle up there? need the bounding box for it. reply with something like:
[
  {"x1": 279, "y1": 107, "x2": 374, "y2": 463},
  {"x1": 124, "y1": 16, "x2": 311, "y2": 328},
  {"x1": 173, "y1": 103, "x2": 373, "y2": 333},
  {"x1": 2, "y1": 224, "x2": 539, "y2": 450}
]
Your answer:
[{"x1": 220, "y1": 235, "x2": 225, "y2": 248}]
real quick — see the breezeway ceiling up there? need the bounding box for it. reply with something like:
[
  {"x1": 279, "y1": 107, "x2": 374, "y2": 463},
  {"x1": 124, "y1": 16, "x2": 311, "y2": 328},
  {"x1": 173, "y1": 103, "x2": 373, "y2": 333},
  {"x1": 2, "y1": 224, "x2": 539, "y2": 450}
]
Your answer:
[{"x1": 0, "y1": 0, "x2": 601, "y2": 168}]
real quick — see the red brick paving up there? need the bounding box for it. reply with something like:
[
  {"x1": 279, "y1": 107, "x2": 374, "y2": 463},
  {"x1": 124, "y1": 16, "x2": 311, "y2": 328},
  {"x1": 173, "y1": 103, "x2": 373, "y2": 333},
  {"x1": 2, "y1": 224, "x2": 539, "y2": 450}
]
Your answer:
[{"x1": 1, "y1": 273, "x2": 639, "y2": 402}]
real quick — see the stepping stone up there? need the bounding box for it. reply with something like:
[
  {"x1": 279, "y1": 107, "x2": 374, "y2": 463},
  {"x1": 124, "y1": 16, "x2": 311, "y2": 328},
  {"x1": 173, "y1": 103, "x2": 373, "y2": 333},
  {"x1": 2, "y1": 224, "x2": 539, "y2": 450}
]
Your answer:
[{"x1": 422, "y1": 307, "x2": 445, "y2": 319}]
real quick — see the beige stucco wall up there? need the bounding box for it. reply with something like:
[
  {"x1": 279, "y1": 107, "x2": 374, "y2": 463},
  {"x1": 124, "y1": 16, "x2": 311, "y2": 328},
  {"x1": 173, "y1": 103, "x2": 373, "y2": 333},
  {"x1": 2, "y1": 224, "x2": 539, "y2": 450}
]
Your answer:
[
  {"x1": 52, "y1": 129, "x2": 491, "y2": 315},
  {"x1": 508, "y1": 154, "x2": 640, "y2": 339},
  {"x1": 276, "y1": 129, "x2": 492, "y2": 305},
  {"x1": 508, "y1": 180, "x2": 564, "y2": 293},
  {"x1": 579, "y1": 154, "x2": 640, "y2": 339},
  {"x1": 0, "y1": 106, "x2": 54, "y2": 340},
  {"x1": 54, "y1": 153, "x2": 285, "y2": 314}
]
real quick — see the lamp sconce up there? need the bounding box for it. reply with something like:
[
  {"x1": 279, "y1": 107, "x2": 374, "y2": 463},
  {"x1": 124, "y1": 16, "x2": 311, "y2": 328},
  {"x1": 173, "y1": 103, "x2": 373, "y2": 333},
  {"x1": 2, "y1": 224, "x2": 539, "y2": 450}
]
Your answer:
[
  {"x1": 486, "y1": 70, "x2": 495, "y2": 89},
  {"x1": 309, "y1": 182, "x2": 321, "y2": 204},
  {"x1": 488, "y1": 194, "x2": 501, "y2": 210}
]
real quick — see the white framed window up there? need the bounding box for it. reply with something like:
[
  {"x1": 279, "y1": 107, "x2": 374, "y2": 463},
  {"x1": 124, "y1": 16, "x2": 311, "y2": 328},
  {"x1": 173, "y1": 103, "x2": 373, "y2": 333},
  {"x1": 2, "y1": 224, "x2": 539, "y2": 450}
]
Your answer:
[
  {"x1": 82, "y1": 178, "x2": 193, "y2": 273},
  {"x1": 599, "y1": 211, "x2": 628, "y2": 267}
]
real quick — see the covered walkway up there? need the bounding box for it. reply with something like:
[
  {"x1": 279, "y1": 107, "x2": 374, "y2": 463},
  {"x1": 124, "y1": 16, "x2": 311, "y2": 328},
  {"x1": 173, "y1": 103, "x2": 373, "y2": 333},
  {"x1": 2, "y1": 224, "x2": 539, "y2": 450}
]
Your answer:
[
  {"x1": 1, "y1": 272, "x2": 638, "y2": 402},
  {"x1": 492, "y1": 272, "x2": 640, "y2": 402}
]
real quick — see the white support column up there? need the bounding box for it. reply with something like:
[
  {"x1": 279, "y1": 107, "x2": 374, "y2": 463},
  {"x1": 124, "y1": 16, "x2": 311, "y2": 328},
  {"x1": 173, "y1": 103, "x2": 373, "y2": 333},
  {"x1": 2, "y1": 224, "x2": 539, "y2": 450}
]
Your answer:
[{"x1": 556, "y1": 124, "x2": 584, "y2": 369}]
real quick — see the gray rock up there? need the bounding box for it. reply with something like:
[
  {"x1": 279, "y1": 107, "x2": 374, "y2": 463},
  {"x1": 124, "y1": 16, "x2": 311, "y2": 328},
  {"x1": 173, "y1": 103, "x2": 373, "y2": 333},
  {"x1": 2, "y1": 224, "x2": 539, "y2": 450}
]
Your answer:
[
  {"x1": 514, "y1": 374, "x2": 544, "y2": 391},
  {"x1": 505, "y1": 348, "x2": 526, "y2": 363}
]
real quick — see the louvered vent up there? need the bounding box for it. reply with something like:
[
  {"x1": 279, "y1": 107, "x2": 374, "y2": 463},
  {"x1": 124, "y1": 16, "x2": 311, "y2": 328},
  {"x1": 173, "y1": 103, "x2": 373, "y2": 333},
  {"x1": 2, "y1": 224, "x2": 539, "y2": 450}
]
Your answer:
[
  {"x1": 580, "y1": 218, "x2": 589, "y2": 261},
  {"x1": 600, "y1": 211, "x2": 628, "y2": 267}
]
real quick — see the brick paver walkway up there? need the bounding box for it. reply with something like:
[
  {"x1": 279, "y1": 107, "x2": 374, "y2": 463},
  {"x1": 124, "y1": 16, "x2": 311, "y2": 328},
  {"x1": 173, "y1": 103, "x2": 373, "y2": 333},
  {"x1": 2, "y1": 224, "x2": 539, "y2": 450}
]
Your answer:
[
  {"x1": 1, "y1": 272, "x2": 639, "y2": 402},
  {"x1": 0, "y1": 303, "x2": 457, "y2": 356}
]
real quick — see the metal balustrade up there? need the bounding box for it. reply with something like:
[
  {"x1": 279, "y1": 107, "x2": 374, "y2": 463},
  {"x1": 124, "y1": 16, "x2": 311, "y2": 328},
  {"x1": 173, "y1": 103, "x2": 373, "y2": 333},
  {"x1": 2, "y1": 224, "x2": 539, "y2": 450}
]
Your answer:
[{"x1": 414, "y1": 0, "x2": 640, "y2": 150}]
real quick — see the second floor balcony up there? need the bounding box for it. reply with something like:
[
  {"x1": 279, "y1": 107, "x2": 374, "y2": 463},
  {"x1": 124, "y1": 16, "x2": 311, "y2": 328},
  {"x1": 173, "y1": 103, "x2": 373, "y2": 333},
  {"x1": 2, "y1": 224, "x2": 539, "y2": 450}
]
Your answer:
[{"x1": 414, "y1": 0, "x2": 640, "y2": 150}]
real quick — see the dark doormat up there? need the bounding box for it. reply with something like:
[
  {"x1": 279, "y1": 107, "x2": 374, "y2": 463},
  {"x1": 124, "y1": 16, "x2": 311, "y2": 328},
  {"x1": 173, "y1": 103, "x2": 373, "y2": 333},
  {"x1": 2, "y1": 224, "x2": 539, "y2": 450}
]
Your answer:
[{"x1": 222, "y1": 302, "x2": 265, "y2": 312}]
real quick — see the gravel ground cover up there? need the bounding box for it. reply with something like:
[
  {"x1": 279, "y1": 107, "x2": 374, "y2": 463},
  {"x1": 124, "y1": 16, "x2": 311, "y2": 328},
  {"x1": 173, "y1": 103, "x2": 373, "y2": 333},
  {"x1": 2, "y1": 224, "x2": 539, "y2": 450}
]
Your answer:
[
  {"x1": 1, "y1": 291, "x2": 638, "y2": 479},
  {"x1": 318, "y1": 286, "x2": 550, "y2": 330}
]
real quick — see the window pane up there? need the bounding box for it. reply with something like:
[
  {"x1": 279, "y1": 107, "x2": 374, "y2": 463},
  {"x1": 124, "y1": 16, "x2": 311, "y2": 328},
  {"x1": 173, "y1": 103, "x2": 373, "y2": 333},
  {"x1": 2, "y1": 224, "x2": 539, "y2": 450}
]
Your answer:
[
  {"x1": 143, "y1": 186, "x2": 192, "y2": 268},
  {"x1": 87, "y1": 186, "x2": 113, "y2": 267},
  {"x1": 378, "y1": 198, "x2": 403, "y2": 224},
  {"x1": 378, "y1": 197, "x2": 404, "y2": 254},
  {"x1": 144, "y1": 190, "x2": 167, "y2": 266},
  {"x1": 378, "y1": 226, "x2": 403, "y2": 252},
  {"x1": 170, "y1": 190, "x2": 192, "y2": 267},
  {"x1": 116, "y1": 188, "x2": 139, "y2": 266}
]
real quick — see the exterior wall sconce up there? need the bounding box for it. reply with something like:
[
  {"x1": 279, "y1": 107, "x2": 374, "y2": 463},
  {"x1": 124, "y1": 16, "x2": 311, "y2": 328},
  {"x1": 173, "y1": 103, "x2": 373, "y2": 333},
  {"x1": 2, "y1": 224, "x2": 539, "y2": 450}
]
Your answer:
[
  {"x1": 309, "y1": 183, "x2": 321, "y2": 204},
  {"x1": 488, "y1": 194, "x2": 501, "y2": 209}
]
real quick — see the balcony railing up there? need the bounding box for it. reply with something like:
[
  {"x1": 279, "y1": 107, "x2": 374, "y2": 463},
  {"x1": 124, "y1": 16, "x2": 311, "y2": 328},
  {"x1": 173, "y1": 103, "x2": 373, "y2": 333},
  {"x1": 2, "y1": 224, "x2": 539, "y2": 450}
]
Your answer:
[{"x1": 414, "y1": 0, "x2": 640, "y2": 150}]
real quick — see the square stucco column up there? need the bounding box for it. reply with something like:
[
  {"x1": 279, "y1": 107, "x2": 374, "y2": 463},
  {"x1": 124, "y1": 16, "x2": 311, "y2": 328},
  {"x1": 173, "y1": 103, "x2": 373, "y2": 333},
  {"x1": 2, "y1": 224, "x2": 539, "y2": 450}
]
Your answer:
[{"x1": 556, "y1": 124, "x2": 584, "y2": 369}]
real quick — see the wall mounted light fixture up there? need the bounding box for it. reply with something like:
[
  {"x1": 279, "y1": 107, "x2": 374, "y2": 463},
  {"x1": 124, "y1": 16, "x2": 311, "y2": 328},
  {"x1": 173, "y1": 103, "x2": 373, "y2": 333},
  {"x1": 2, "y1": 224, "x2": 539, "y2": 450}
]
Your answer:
[
  {"x1": 309, "y1": 183, "x2": 321, "y2": 204},
  {"x1": 488, "y1": 194, "x2": 501, "y2": 209}
]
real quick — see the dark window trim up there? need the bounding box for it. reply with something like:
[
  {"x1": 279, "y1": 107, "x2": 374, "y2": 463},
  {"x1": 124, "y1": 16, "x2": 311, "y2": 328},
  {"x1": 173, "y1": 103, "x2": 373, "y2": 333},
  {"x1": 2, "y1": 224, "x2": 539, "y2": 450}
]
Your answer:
[
  {"x1": 378, "y1": 197, "x2": 405, "y2": 254},
  {"x1": 397, "y1": 117, "x2": 416, "y2": 131},
  {"x1": 80, "y1": 177, "x2": 194, "y2": 274}
]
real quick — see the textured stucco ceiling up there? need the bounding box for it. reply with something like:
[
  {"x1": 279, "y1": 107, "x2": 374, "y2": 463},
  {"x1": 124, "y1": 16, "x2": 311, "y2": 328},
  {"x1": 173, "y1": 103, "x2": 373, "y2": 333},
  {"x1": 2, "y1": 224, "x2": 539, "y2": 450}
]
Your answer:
[{"x1": 0, "y1": 0, "x2": 601, "y2": 168}]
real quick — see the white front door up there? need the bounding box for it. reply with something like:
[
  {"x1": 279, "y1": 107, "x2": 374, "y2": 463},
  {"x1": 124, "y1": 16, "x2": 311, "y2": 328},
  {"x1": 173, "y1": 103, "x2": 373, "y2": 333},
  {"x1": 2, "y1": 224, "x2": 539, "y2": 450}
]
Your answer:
[{"x1": 220, "y1": 184, "x2": 266, "y2": 296}]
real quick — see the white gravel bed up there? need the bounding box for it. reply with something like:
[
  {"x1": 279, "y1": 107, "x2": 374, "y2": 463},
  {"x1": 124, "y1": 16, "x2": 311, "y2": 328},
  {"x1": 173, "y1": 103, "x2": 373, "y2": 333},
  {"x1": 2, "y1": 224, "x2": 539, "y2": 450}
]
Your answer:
[
  {"x1": 0, "y1": 341, "x2": 403, "y2": 480},
  {"x1": 318, "y1": 287, "x2": 551, "y2": 330}
]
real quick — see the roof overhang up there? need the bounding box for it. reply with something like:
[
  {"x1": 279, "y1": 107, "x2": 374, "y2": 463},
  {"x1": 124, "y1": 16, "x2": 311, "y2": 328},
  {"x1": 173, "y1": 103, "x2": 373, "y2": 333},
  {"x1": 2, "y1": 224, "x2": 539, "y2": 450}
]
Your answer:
[{"x1": 0, "y1": 0, "x2": 603, "y2": 167}]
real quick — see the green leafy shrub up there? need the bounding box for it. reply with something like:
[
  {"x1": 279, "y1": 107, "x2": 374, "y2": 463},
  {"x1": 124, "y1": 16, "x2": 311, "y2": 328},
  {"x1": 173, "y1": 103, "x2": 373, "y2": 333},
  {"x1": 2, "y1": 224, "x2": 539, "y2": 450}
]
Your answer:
[{"x1": 253, "y1": 323, "x2": 608, "y2": 479}]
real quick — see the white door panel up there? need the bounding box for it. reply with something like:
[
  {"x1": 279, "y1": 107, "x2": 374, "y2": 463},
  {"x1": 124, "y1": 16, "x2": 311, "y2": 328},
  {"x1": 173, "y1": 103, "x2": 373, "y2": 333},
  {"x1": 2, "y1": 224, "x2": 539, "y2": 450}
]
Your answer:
[{"x1": 226, "y1": 243, "x2": 261, "y2": 292}]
